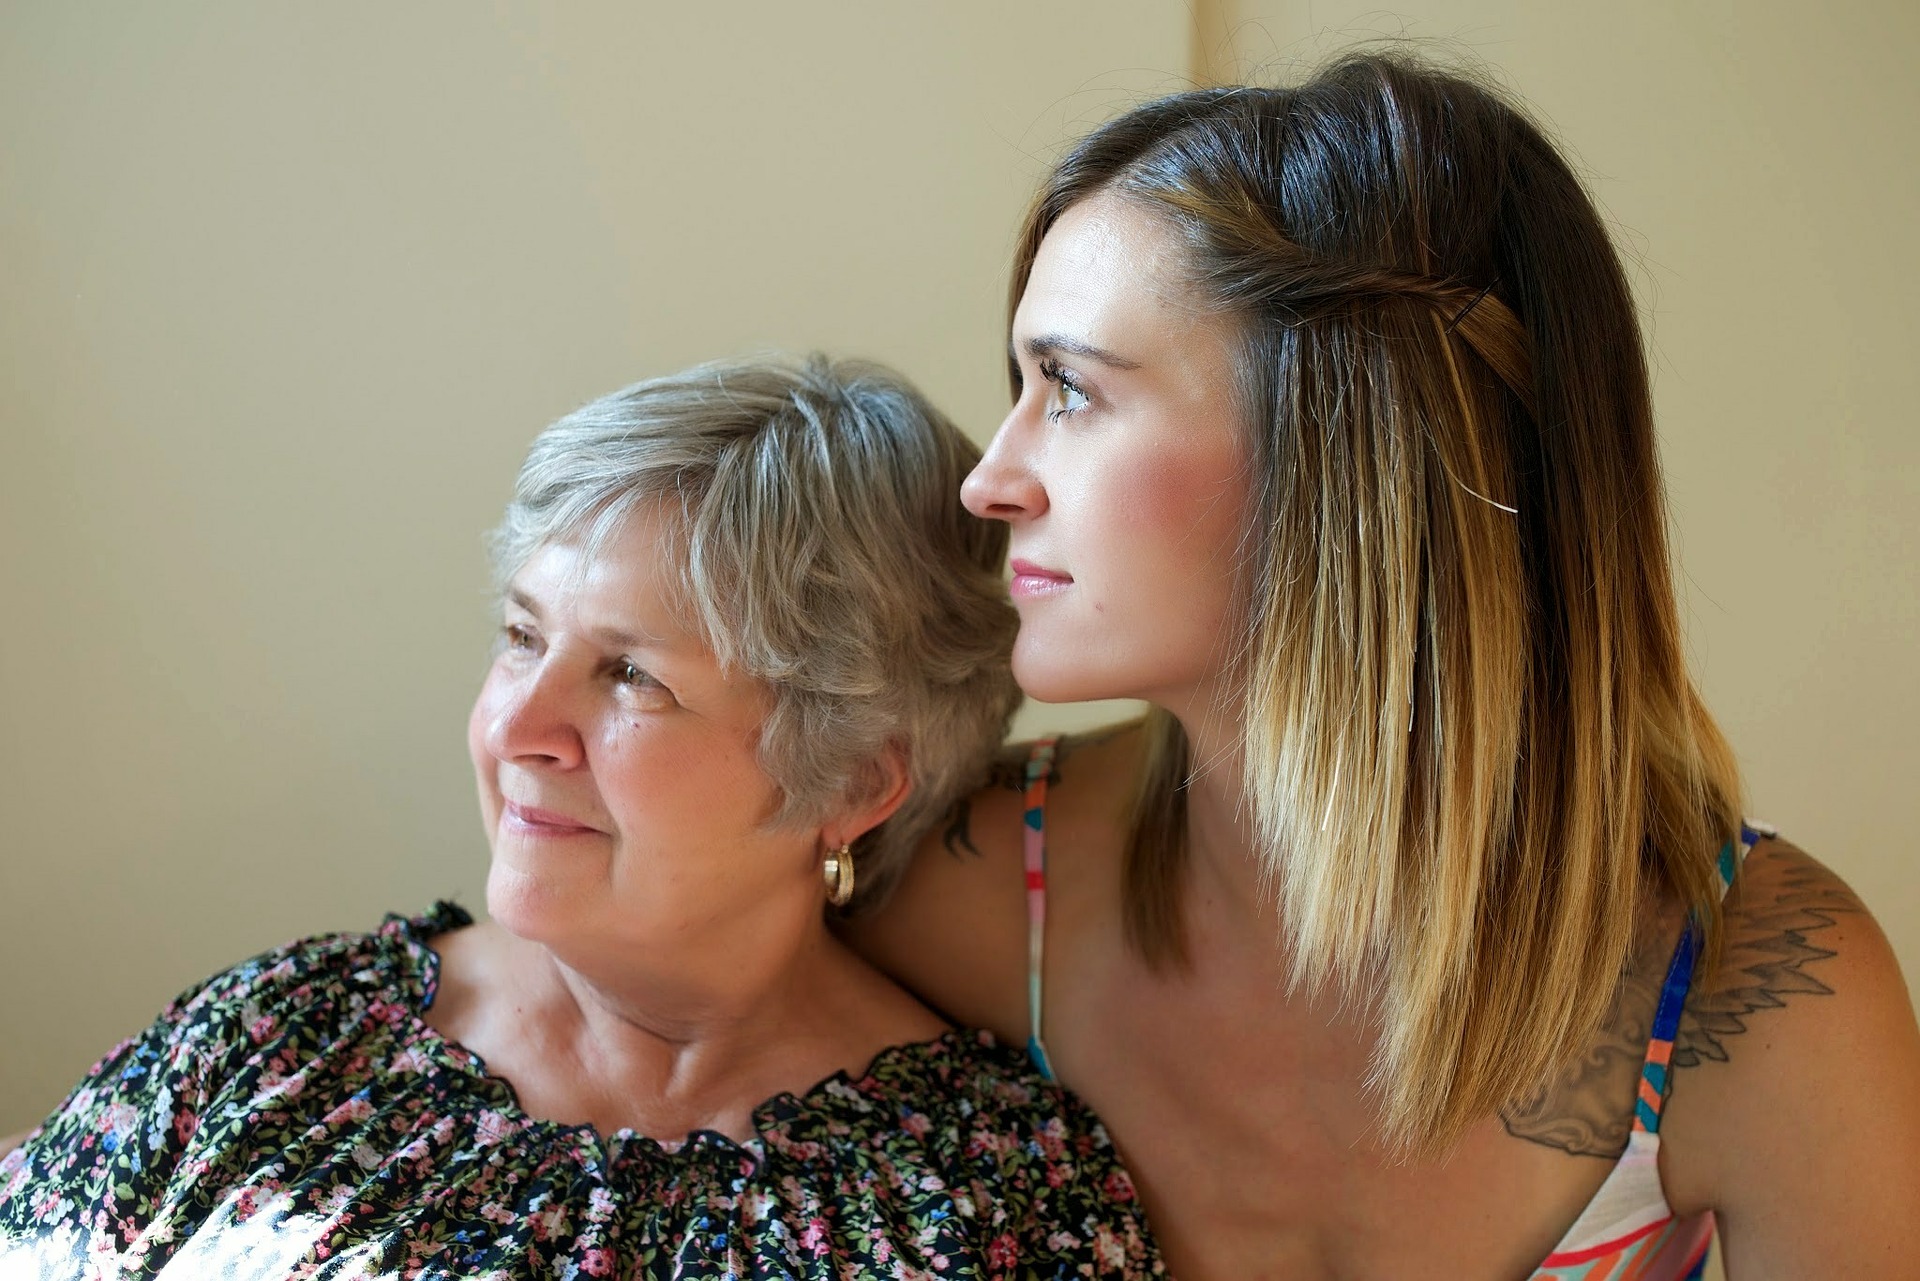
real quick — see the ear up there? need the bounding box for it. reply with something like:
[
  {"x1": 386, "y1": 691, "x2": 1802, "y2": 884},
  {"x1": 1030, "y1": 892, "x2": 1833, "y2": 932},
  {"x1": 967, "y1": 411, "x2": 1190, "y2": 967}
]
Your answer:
[{"x1": 823, "y1": 743, "x2": 911, "y2": 849}]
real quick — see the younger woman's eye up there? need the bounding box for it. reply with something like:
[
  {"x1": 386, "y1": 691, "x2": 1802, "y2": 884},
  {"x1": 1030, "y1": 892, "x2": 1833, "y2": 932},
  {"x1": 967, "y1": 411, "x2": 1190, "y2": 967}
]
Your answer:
[{"x1": 1038, "y1": 358, "x2": 1089, "y2": 421}]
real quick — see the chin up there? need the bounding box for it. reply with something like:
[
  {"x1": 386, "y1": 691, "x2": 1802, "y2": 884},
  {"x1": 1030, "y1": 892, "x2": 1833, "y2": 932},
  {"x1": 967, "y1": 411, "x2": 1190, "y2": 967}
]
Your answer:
[
  {"x1": 484, "y1": 860, "x2": 583, "y2": 945},
  {"x1": 1012, "y1": 649, "x2": 1124, "y2": 705}
]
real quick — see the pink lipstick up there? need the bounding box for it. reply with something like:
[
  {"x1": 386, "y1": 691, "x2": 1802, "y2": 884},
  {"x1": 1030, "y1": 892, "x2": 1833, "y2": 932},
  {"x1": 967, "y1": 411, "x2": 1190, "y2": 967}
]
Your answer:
[{"x1": 1009, "y1": 558, "x2": 1073, "y2": 600}]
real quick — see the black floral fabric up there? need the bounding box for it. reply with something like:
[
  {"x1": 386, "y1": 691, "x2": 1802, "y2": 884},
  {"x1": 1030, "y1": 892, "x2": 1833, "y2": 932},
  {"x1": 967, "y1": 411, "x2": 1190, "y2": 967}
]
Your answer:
[{"x1": 0, "y1": 904, "x2": 1161, "y2": 1279}]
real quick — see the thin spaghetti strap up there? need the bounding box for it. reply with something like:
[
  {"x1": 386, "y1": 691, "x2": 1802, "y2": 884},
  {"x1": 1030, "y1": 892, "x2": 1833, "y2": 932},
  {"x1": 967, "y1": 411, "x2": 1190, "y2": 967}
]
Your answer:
[
  {"x1": 1023, "y1": 737, "x2": 1060, "y2": 1080},
  {"x1": 1633, "y1": 918, "x2": 1698, "y2": 1135},
  {"x1": 1633, "y1": 825, "x2": 1764, "y2": 1134}
]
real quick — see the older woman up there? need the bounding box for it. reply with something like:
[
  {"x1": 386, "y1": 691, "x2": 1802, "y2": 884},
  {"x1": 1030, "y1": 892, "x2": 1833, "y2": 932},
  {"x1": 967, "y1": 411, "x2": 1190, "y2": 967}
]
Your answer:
[
  {"x1": 0, "y1": 356, "x2": 1160, "y2": 1277},
  {"x1": 858, "y1": 54, "x2": 1920, "y2": 1280}
]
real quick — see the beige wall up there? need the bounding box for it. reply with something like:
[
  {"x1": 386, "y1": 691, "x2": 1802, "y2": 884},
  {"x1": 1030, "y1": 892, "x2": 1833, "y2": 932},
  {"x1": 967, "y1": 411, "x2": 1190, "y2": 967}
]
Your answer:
[
  {"x1": 0, "y1": 1, "x2": 1185, "y2": 1127},
  {"x1": 3, "y1": 3, "x2": 1912, "y2": 1199}
]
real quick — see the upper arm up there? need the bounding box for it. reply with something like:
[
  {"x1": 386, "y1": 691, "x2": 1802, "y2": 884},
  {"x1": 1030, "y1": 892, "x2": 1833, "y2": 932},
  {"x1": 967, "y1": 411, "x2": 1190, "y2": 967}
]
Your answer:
[
  {"x1": 1662, "y1": 837, "x2": 1920, "y2": 1278},
  {"x1": 846, "y1": 723, "x2": 1146, "y2": 1044},
  {"x1": 844, "y1": 747, "x2": 1034, "y2": 1041}
]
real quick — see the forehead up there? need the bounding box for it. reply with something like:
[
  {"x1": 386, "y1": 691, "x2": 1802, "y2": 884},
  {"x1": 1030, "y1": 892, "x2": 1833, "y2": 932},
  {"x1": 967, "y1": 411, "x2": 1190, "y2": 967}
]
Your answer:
[
  {"x1": 1016, "y1": 194, "x2": 1205, "y2": 337},
  {"x1": 510, "y1": 507, "x2": 698, "y2": 644}
]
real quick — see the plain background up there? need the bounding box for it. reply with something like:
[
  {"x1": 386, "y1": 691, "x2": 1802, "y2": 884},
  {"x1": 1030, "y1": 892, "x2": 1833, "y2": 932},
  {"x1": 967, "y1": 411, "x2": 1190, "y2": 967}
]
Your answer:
[{"x1": 3, "y1": 12, "x2": 1914, "y2": 1267}]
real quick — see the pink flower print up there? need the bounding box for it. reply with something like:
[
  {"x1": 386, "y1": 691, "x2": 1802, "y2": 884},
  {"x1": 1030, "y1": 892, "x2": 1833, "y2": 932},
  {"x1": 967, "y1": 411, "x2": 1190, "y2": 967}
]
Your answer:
[
  {"x1": 741, "y1": 1189, "x2": 775, "y2": 1227},
  {"x1": 528, "y1": 1200, "x2": 569, "y2": 1242},
  {"x1": 172, "y1": 1107, "x2": 199, "y2": 1145},
  {"x1": 1102, "y1": 1169, "x2": 1136, "y2": 1203},
  {"x1": 248, "y1": 1015, "x2": 279, "y2": 1045},
  {"x1": 387, "y1": 1046, "x2": 433, "y2": 1075},
  {"x1": 473, "y1": 1109, "x2": 513, "y2": 1147},
  {"x1": 1045, "y1": 1230, "x2": 1080, "y2": 1253},
  {"x1": 900, "y1": 1111, "x2": 932, "y2": 1139},
  {"x1": 798, "y1": 1216, "x2": 830, "y2": 1255},
  {"x1": 98, "y1": 1102, "x2": 139, "y2": 1141},
  {"x1": 322, "y1": 1096, "x2": 374, "y2": 1128},
  {"x1": 31, "y1": 1188, "x2": 72, "y2": 1223},
  {"x1": 987, "y1": 1233, "x2": 1019, "y2": 1270},
  {"x1": 1093, "y1": 1223, "x2": 1128, "y2": 1269},
  {"x1": 579, "y1": 1247, "x2": 615, "y2": 1276}
]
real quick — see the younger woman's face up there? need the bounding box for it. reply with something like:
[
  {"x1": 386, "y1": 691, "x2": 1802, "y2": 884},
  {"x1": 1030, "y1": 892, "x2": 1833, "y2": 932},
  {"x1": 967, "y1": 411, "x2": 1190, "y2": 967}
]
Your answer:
[{"x1": 963, "y1": 193, "x2": 1251, "y2": 713}]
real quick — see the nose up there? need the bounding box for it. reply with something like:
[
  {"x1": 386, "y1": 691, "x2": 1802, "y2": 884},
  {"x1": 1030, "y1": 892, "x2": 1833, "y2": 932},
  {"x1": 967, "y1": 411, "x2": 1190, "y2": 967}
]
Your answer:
[
  {"x1": 961, "y1": 406, "x2": 1047, "y2": 522},
  {"x1": 480, "y1": 658, "x2": 586, "y2": 772}
]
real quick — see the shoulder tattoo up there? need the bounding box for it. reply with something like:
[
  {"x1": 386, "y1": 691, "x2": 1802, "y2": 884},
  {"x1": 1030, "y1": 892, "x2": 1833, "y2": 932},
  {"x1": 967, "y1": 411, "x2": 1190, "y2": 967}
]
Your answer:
[
  {"x1": 1674, "y1": 839, "x2": 1863, "y2": 1066},
  {"x1": 938, "y1": 724, "x2": 1133, "y2": 860},
  {"x1": 1500, "y1": 839, "x2": 1862, "y2": 1157}
]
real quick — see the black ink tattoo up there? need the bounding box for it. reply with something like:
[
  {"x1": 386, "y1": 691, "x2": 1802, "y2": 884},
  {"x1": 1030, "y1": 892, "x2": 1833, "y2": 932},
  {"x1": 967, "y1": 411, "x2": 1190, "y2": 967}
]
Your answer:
[
  {"x1": 1500, "y1": 947, "x2": 1665, "y2": 1158},
  {"x1": 1672, "y1": 843, "x2": 1862, "y2": 1067},
  {"x1": 940, "y1": 797, "x2": 983, "y2": 860},
  {"x1": 937, "y1": 723, "x2": 1137, "y2": 860},
  {"x1": 1500, "y1": 839, "x2": 1861, "y2": 1157}
]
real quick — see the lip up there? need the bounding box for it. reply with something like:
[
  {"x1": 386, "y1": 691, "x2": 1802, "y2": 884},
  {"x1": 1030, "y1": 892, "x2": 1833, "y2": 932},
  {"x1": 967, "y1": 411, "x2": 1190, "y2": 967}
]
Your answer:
[
  {"x1": 501, "y1": 801, "x2": 603, "y2": 837},
  {"x1": 1009, "y1": 557, "x2": 1072, "y2": 600}
]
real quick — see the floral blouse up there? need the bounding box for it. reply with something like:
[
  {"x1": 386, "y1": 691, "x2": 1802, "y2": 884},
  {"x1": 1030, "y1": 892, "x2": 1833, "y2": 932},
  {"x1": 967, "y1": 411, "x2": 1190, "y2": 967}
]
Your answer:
[{"x1": 0, "y1": 904, "x2": 1161, "y2": 1279}]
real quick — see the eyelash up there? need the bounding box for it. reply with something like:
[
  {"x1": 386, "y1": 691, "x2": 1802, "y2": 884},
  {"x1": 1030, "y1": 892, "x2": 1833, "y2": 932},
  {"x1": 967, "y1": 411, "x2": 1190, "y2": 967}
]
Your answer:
[
  {"x1": 500, "y1": 624, "x2": 661, "y2": 694},
  {"x1": 611, "y1": 659, "x2": 660, "y2": 690},
  {"x1": 1037, "y1": 358, "x2": 1089, "y2": 422}
]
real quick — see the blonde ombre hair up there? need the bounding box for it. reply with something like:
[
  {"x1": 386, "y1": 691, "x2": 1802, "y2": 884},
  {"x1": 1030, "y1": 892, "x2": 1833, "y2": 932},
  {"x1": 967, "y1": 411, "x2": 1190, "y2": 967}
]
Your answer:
[{"x1": 1013, "y1": 56, "x2": 1742, "y2": 1152}]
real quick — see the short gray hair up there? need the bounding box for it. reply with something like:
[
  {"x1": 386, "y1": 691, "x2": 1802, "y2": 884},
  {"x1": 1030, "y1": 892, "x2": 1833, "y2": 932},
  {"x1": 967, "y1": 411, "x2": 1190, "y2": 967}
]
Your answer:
[{"x1": 491, "y1": 354, "x2": 1020, "y2": 909}]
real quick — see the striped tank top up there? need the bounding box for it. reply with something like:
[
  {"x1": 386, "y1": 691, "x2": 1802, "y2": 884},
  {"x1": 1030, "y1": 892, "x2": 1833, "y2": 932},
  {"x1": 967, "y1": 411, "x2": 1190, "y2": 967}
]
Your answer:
[{"x1": 1016, "y1": 736, "x2": 1763, "y2": 1281}]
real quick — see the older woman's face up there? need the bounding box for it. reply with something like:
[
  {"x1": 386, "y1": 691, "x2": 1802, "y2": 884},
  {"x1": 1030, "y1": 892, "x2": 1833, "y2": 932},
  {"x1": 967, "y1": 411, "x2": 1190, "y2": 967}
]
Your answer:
[
  {"x1": 467, "y1": 506, "x2": 806, "y2": 962},
  {"x1": 963, "y1": 193, "x2": 1251, "y2": 713}
]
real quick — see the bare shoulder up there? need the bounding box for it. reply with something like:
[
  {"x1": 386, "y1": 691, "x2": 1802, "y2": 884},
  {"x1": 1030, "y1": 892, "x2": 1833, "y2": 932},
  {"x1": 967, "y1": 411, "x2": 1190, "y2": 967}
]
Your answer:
[
  {"x1": 843, "y1": 721, "x2": 1146, "y2": 1043},
  {"x1": 1680, "y1": 835, "x2": 1896, "y2": 1070},
  {"x1": 1663, "y1": 835, "x2": 1920, "y2": 1272}
]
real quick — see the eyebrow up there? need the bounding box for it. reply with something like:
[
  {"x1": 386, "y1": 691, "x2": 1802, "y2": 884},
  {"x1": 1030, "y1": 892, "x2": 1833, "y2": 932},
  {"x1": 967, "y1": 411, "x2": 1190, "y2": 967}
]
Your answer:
[
  {"x1": 1015, "y1": 333, "x2": 1144, "y2": 371},
  {"x1": 504, "y1": 587, "x2": 669, "y2": 650}
]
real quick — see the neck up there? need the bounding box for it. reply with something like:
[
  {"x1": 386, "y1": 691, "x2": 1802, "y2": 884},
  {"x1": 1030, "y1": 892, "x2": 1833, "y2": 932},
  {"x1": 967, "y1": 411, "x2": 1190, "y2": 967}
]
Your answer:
[
  {"x1": 1165, "y1": 689, "x2": 1289, "y2": 954},
  {"x1": 495, "y1": 912, "x2": 908, "y2": 1140}
]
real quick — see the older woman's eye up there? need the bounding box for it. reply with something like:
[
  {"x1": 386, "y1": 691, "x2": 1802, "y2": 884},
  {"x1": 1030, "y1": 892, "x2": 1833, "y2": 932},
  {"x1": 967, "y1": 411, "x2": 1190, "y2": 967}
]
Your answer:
[
  {"x1": 613, "y1": 660, "x2": 659, "y2": 689},
  {"x1": 501, "y1": 624, "x2": 538, "y2": 653}
]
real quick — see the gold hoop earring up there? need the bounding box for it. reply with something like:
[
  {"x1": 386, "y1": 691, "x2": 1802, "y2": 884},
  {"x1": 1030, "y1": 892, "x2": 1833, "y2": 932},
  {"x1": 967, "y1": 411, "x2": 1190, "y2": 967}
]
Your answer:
[{"x1": 823, "y1": 843, "x2": 855, "y2": 907}]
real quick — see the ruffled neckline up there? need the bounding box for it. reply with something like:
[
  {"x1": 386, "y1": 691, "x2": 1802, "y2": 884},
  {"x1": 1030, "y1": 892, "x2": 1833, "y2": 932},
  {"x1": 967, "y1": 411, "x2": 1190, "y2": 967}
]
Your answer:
[{"x1": 379, "y1": 901, "x2": 1010, "y2": 1178}]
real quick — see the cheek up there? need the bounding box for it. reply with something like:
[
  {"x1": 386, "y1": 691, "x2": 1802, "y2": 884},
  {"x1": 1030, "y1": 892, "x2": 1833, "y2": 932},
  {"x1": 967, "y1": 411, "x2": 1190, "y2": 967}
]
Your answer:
[
  {"x1": 467, "y1": 673, "x2": 504, "y2": 794},
  {"x1": 1086, "y1": 435, "x2": 1248, "y2": 579}
]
